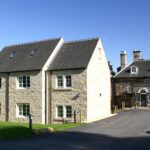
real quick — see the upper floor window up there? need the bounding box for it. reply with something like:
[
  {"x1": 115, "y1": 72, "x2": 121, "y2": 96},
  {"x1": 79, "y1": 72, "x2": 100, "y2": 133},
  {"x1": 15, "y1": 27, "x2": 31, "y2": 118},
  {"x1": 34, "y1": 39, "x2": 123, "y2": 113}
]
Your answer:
[
  {"x1": 18, "y1": 76, "x2": 30, "y2": 88},
  {"x1": 57, "y1": 76, "x2": 63, "y2": 88},
  {"x1": 56, "y1": 75, "x2": 72, "y2": 89},
  {"x1": 126, "y1": 82, "x2": 132, "y2": 93},
  {"x1": 131, "y1": 66, "x2": 138, "y2": 74},
  {"x1": 9, "y1": 51, "x2": 16, "y2": 58},
  {"x1": 66, "y1": 75, "x2": 72, "y2": 87}
]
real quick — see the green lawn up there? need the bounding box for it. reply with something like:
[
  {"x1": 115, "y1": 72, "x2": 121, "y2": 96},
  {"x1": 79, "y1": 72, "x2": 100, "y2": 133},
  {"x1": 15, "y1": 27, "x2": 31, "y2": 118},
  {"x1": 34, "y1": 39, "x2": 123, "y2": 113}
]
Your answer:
[{"x1": 0, "y1": 121, "x2": 83, "y2": 140}]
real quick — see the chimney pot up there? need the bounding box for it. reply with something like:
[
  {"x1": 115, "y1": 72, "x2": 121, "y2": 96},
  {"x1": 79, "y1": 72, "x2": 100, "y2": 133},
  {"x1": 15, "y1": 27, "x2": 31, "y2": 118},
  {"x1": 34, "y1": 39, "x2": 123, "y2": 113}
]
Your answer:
[{"x1": 133, "y1": 50, "x2": 141, "y2": 61}]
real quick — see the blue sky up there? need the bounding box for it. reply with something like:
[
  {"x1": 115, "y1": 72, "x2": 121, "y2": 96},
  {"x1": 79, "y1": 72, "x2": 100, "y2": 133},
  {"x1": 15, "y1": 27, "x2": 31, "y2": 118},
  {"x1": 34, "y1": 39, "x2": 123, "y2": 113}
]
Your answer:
[{"x1": 0, "y1": 0, "x2": 150, "y2": 71}]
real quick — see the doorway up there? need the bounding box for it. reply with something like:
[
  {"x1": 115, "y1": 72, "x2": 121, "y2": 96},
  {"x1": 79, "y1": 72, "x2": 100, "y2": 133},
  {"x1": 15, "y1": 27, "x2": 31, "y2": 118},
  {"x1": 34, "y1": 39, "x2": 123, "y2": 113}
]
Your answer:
[{"x1": 140, "y1": 90, "x2": 147, "y2": 107}]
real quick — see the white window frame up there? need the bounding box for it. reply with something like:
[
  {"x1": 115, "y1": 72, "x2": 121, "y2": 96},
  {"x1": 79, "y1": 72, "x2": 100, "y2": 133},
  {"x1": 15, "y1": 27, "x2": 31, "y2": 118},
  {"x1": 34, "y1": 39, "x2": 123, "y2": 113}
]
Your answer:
[
  {"x1": 56, "y1": 105, "x2": 72, "y2": 119},
  {"x1": 98, "y1": 47, "x2": 102, "y2": 59},
  {"x1": 126, "y1": 82, "x2": 132, "y2": 93},
  {"x1": 56, "y1": 75, "x2": 64, "y2": 88},
  {"x1": 65, "y1": 75, "x2": 72, "y2": 88},
  {"x1": 56, "y1": 75, "x2": 72, "y2": 89},
  {"x1": 16, "y1": 103, "x2": 30, "y2": 118},
  {"x1": 17, "y1": 76, "x2": 30, "y2": 89},
  {"x1": 131, "y1": 66, "x2": 138, "y2": 74}
]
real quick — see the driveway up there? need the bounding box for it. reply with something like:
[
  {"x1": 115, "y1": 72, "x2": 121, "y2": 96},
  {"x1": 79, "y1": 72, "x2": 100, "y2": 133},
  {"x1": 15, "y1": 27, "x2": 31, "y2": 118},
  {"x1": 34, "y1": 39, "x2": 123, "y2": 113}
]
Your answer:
[{"x1": 1, "y1": 108, "x2": 150, "y2": 150}]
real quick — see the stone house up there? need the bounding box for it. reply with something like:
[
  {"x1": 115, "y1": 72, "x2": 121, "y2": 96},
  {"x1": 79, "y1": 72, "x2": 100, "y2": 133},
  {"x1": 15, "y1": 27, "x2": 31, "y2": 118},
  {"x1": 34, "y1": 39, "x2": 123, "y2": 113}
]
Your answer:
[
  {"x1": 0, "y1": 37, "x2": 111, "y2": 124},
  {"x1": 113, "y1": 50, "x2": 150, "y2": 108}
]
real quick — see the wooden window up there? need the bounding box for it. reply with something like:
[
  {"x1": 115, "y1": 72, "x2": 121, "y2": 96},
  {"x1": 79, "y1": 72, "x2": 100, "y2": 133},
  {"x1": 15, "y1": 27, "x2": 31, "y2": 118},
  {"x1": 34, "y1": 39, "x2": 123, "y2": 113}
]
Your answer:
[
  {"x1": 17, "y1": 104, "x2": 30, "y2": 117},
  {"x1": 57, "y1": 76, "x2": 63, "y2": 88},
  {"x1": 66, "y1": 106, "x2": 72, "y2": 118},
  {"x1": 131, "y1": 66, "x2": 138, "y2": 74},
  {"x1": 66, "y1": 75, "x2": 72, "y2": 87},
  {"x1": 56, "y1": 105, "x2": 72, "y2": 118},
  {"x1": 18, "y1": 76, "x2": 30, "y2": 88},
  {"x1": 56, "y1": 75, "x2": 72, "y2": 89},
  {"x1": 127, "y1": 82, "x2": 132, "y2": 93},
  {"x1": 57, "y1": 106, "x2": 63, "y2": 118}
]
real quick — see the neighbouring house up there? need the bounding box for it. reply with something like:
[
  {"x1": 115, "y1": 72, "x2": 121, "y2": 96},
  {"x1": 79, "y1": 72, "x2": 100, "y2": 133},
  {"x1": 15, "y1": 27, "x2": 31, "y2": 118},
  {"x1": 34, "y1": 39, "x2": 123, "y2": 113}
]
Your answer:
[
  {"x1": 0, "y1": 37, "x2": 111, "y2": 124},
  {"x1": 113, "y1": 50, "x2": 150, "y2": 108}
]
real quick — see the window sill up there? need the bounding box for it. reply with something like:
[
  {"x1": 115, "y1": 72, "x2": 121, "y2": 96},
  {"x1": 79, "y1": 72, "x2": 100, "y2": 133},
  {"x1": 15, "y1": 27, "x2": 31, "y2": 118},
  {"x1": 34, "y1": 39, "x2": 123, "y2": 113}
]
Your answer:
[
  {"x1": 54, "y1": 118, "x2": 73, "y2": 122},
  {"x1": 16, "y1": 116, "x2": 28, "y2": 118},
  {"x1": 16, "y1": 87, "x2": 30, "y2": 90},
  {"x1": 53, "y1": 88, "x2": 72, "y2": 91}
]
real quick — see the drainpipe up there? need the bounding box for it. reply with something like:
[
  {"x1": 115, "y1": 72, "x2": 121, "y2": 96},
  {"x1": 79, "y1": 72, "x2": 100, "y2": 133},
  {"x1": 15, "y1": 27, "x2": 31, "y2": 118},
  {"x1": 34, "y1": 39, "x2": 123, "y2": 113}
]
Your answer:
[
  {"x1": 44, "y1": 70, "x2": 52, "y2": 124},
  {"x1": 49, "y1": 71, "x2": 52, "y2": 124},
  {"x1": 5, "y1": 73, "x2": 9, "y2": 121},
  {"x1": 45, "y1": 71, "x2": 47, "y2": 124}
]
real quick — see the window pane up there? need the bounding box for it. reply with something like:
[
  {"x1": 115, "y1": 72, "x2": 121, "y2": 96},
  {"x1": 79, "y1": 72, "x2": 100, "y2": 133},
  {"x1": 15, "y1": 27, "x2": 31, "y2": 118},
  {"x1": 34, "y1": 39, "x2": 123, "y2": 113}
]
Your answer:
[
  {"x1": 66, "y1": 75, "x2": 72, "y2": 87},
  {"x1": 132, "y1": 67, "x2": 136, "y2": 72},
  {"x1": 19, "y1": 77, "x2": 22, "y2": 87},
  {"x1": 66, "y1": 106, "x2": 72, "y2": 118},
  {"x1": 57, "y1": 106, "x2": 63, "y2": 117},
  {"x1": 23, "y1": 76, "x2": 26, "y2": 83},
  {"x1": 23, "y1": 83, "x2": 26, "y2": 87},
  {"x1": 27, "y1": 77, "x2": 30, "y2": 87},
  {"x1": 23, "y1": 110, "x2": 26, "y2": 116}
]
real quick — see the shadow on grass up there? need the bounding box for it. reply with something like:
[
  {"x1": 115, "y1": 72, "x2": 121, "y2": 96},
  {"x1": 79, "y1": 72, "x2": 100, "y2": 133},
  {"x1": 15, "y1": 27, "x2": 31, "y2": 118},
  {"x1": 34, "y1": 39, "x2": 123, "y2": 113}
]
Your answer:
[{"x1": 0, "y1": 126, "x2": 32, "y2": 140}]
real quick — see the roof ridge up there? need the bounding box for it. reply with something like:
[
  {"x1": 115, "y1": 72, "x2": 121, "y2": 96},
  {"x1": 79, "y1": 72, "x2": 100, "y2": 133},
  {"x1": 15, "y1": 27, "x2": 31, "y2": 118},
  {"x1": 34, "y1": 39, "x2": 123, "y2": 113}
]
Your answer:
[
  {"x1": 135, "y1": 59, "x2": 150, "y2": 62},
  {"x1": 4, "y1": 37, "x2": 62, "y2": 48},
  {"x1": 64, "y1": 37, "x2": 100, "y2": 44},
  {"x1": 114, "y1": 61, "x2": 134, "y2": 78}
]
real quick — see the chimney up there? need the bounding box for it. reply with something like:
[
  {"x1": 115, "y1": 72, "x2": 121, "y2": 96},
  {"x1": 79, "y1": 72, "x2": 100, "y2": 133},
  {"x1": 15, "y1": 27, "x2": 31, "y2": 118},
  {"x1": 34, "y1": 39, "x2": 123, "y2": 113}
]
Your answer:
[
  {"x1": 133, "y1": 50, "x2": 141, "y2": 61},
  {"x1": 120, "y1": 50, "x2": 127, "y2": 70}
]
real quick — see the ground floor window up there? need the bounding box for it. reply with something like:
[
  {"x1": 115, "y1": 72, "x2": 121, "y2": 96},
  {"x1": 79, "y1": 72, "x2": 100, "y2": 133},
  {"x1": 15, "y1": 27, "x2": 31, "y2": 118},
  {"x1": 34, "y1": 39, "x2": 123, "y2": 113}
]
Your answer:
[
  {"x1": 17, "y1": 103, "x2": 30, "y2": 117},
  {"x1": 56, "y1": 105, "x2": 72, "y2": 118}
]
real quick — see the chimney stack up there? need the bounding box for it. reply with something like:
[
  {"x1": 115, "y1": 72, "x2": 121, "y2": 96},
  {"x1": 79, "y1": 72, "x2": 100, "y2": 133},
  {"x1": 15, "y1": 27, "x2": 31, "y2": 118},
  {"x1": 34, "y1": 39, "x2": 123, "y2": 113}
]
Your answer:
[
  {"x1": 120, "y1": 50, "x2": 127, "y2": 70},
  {"x1": 133, "y1": 50, "x2": 141, "y2": 61}
]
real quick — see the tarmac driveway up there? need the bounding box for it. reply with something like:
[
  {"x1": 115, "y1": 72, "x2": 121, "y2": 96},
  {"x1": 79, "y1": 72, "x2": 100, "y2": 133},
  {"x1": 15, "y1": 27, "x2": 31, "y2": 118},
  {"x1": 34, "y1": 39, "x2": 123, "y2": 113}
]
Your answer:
[{"x1": 1, "y1": 108, "x2": 150, "y2": 150}]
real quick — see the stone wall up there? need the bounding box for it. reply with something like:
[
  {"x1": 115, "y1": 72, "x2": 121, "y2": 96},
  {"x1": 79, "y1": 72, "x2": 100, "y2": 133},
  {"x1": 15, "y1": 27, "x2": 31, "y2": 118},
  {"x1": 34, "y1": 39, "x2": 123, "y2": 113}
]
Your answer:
[
  {"x1": 8, "y1": 71, "x2": 42, "y2": 123},
  {"x1": 114, "y1": 78, "x2": 150, "y2": 107},
  {"x1": 50, "y1": 69, "x2": 87, "y2": 123}
]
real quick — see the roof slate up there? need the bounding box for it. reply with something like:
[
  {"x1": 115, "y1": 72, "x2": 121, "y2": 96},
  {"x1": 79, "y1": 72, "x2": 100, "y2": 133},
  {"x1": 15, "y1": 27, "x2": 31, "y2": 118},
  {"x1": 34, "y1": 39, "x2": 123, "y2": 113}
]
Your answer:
[
  {"x1": 115, "y1": 60, "x2": 150, "y2": 78},
  {"x1": 0, "y1": 38, "x2": 61, "y2": 72},
  {"x1": 48, "y1": 38, "x2": 99, "y2": 70}
]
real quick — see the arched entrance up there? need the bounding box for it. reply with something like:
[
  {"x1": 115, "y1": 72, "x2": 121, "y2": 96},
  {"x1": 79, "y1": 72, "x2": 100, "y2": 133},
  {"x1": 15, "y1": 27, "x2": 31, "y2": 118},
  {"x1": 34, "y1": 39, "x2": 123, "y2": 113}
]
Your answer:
[{"x1": 140, "y1": 89, "x2": 147, "y2": 107}]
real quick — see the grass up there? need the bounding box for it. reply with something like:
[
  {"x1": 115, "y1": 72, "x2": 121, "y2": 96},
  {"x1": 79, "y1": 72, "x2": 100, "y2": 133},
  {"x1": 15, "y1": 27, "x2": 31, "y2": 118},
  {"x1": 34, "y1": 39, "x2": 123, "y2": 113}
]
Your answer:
[{"x1": 0, "y1": 121, "x2": 84, "y2": 140}]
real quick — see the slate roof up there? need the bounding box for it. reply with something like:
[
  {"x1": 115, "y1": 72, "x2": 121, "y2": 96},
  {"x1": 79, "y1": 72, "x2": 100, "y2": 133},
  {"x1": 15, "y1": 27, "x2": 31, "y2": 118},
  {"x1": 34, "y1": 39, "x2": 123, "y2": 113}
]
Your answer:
[
  {"x1": 115, "y1": 60, "x2": 150, "y2": 78},
  {"x1": 49, "y1": 38, "x2": 99, "y2": 70},
  {"x1": 0, "y1": 38, "x2": 61, "y2": 72}
]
